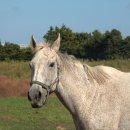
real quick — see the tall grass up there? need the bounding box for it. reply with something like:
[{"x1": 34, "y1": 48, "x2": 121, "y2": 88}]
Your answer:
[
  {"x1": 0, "y1": 61, "x2": 30, "y2": 79},
  {"x1": 0, "y1": 59, "x2": 130, "y2": 79},
  {"x1": 81, "y1": 59, "x2": 130, "y2": 72},
  {"x1": 0, "y1": 61, "x2": 30, "y2": 96}
]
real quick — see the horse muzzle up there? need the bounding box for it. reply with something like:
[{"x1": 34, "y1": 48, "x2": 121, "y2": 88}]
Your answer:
[{"x1": 28, "y1": 84, "x2": 49, "y2": 108}]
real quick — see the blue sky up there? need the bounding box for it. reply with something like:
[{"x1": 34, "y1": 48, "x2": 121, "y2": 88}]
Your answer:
[{"x1": 0, "y1": 0, "x2": 130, "y2": 46}]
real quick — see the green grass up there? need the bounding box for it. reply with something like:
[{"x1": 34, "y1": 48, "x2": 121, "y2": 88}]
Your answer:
[
  {"x1": 0, "y1": 96, "x2": 75, "y2": 130},
  {"x1": 0, "y1": 60, "x2": 130, "y2": 129}
]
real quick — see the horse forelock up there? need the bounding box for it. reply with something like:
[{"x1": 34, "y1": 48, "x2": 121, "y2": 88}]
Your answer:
[{"x1": 33, "y1": 42, "x2": 50, "y2": 53}]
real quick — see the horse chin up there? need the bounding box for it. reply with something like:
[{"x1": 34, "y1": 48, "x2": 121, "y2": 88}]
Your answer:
[
  {"x1": 31, "y1": 102, "x2": 44, "y2": 108},
  {"x1": 31, "y1": 98, "x2": 47, "y2": 108}
]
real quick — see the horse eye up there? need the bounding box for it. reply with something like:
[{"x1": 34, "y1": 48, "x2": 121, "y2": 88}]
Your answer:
[{"x1": 49, "y1": 62, "x2": 55, "y2": 67}]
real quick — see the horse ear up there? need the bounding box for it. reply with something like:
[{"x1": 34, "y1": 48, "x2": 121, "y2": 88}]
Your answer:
[
  {"x1": 51, "y1": 33, "x2": 61, "y2": 52},
  {"x1": 30, "y1": 35, "x2": 37, "y2": 51}
]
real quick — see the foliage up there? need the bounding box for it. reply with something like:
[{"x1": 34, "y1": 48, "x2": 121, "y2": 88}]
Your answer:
[
  {"x1": 0, "y1": 25, "x2": 130, "y2": 60},
  {"x1": 44, "y1": 25, "x2": 130, "y2": 60},
  {"x1": 0, "y1": 42, "x2": 32, "y2": 61}
]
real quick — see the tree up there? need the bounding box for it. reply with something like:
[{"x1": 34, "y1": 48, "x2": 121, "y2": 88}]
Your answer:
[
  {"x1": 98, "y1": 29, "x2": 123, "y2": 59},
  {"x1": 20, "y1": 47, "x2": 32, "y2": 61},
  {"x1": 44, "y1": 25, "x2": 76, "y2": 54},
  {"x1": 90, "y1": 30, "x2": 103, "y2": 60},
  {"x1": 43, "y1": 26, "x2": 130, "y2": 60},
  {"x1": 120, "y1": 36, "x2": 130, "y2": 59},
  {"x1": 0, "y1": 43, "x2": 4, "y2": 60},
  {"x1": 2, "y1": 42, "x2": 21, "y2": 60}
]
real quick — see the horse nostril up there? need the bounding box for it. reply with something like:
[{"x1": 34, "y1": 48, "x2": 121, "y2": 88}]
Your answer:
[
  {"x1": 38, "y1": 91, "x2": 42, "y2": 99},
  {"x1": 28, "y1": 92, "x2": 32, "y2": 101}
]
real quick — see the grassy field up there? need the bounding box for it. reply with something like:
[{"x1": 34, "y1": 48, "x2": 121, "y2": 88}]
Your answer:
[
  {"x1": 0, "y1": 59, "x2": 130, "y2": 79},
  {"x1": 0, "y1": 61, "x2": 30, "y2": 79},
  {"x1": 85, "y1": 59, "x2": 130, "y2": 72},
  {"x1": 0, "y1": 96, "x2": 75, "y2": 130},
  {"x1": 0, "y1": 59, "x2": 130, "y2": 130}
]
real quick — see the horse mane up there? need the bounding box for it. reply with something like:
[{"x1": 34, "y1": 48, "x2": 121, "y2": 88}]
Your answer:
[
  {"x1": 83, "y1": 64, "x2": 110, "y2": 85},
  {"x1": 57, "y1": 52, "x2": 78, "y2": 70},
  {"x1": 58, "y1": 52, "x2": 76, "y2": 61},
  {"x1": 34, "y1": 44, "x2": 109, "y2": 85},
  {"x1": 57, "y1": 52, "x2": 110, "y2": 85}
]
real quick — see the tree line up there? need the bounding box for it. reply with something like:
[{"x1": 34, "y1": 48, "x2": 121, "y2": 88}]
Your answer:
[
  {"x1": 44, "y1": 25, "x2": 130, "y2": 60},
  {"x1": 0, "y1": 42, "x2": 32, "y2": 61},
  {"x1": 0, "y1": 25, "x2": 130, "y2": 61}
]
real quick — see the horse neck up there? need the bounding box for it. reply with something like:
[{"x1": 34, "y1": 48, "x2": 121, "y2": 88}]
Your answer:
[{"x1": 56, "y1": 60, "x2": 97, "y2": 115}]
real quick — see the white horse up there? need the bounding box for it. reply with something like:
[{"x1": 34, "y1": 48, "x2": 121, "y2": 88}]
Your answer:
[{"x1": 28, "y1": 34, "x2": 130, "y2": 130}]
